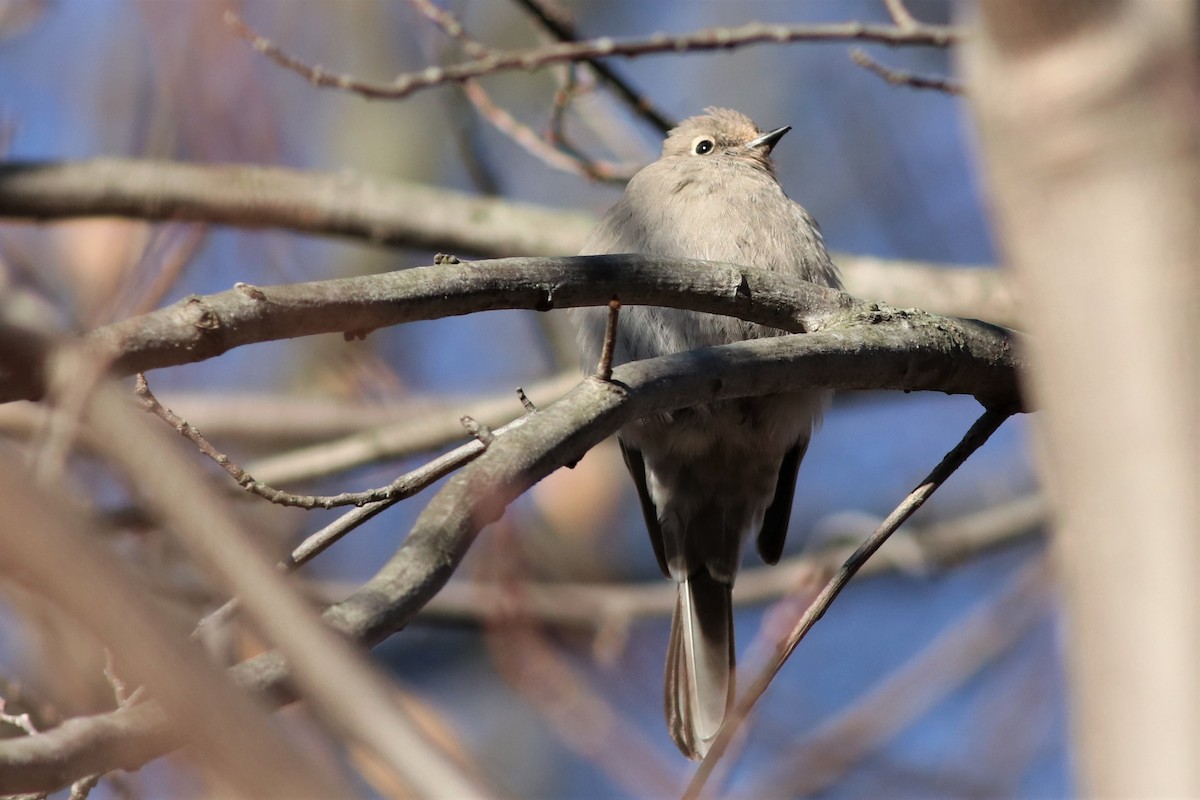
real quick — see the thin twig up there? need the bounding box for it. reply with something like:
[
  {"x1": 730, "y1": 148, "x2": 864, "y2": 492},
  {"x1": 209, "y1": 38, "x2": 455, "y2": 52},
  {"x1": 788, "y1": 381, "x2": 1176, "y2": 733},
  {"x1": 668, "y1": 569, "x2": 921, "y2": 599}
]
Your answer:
[
  {"x1": 136, "y1": 373, "x2": 509, "y2": 509},
  {"x1": 194, "y1": 501, "x2": 395, "y2": 635},
  {"x1": 226, "y1": 11, "x2": 961, "y2": 101},
  {"x1": 748, "y1": 556, "x2": 1055, "y2": 797},
  {"x1": 459, "y1": 79, "x2": 636, "y2": 181},
  {"x1": 883, "y1": 0, "x2": 919, "y2": 29},
  {"x1": 684, "y1": 403, "x2": 1015, "y2": 797},
  {"x1": 0, "y1": 701, "x2": 38, "y2": 736},
  {"x1": 851, "y1": 47, "x2": 964, "y2": 94},
  {"x1": 460, "y1": 415, "x2": 494, "y2": 445},
  {"x1": 515, "y1": 387, "x2": 538, "y2": 413},
  {"x1": 192, "y1": 412, "x2": 540, "y2": 635},
  {"x1": 196, "y1": 460, "x2": 466, "y2": 631},
  {"x1": 596, "y1": 296, "x2": 620, "y2": 380},
  {"x1": 101, "y1": 650, "x2": 129, "y2": 706},
  {"x1": 70, "y1": 654, "x2": 144, "y2": 800},
  {"x1": 68, "y1": 773, "x2": 102, "y2": 800},
  {"x1": 0, "y1": 676, "x2": 59, "y2": 733},
  {"x1": 546, "y1": 60, "x2": 582, "y2": 146},
  {"x1": 511, "y1": 0, "x2": 676, "y2": 133},
  {"x1": 407, "y1": 0, "x2": 633, "y2": 180},
  {"x1": 407, "y1": 0, "x2": 491, "y2": 59}
]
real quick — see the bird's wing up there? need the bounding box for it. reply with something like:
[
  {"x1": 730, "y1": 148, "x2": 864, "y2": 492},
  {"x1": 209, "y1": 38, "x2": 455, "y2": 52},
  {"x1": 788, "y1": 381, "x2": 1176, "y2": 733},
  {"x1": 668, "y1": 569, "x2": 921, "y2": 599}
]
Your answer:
[
  {"x1": 756, "y1": 439, "x2": 808, "y2": 565},
  {"x1": 618, "y1": 437, "x2": 670, "y2": 577}
]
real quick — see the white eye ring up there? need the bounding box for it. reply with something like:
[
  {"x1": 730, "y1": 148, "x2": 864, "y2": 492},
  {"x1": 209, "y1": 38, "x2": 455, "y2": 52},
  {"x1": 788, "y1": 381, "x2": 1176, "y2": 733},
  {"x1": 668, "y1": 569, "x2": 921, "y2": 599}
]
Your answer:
[{"x1": 692, "y1": 136, "x2": 715, "y2": 155}]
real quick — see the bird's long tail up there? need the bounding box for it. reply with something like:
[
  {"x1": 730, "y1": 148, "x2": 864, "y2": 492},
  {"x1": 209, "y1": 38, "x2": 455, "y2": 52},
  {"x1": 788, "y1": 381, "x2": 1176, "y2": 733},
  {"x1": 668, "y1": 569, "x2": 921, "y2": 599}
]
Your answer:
[{"x1": 665, "y1": 569, "x2": 735, "y2": 760}]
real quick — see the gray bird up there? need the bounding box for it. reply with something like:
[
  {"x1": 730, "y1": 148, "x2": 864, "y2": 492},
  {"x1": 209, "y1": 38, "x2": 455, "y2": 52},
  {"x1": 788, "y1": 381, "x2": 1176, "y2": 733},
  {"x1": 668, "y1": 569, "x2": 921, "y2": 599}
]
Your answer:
[{"x1": 570, "y1": 108, "x2": 841, "y2": 759}]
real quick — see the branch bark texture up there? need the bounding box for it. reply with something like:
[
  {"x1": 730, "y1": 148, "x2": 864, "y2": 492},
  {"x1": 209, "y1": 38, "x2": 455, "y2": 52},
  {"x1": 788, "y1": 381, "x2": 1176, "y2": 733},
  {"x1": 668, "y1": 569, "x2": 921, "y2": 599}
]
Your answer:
[{"x1": 0, "y1": 255, "x2": 1020, "y2": 406}]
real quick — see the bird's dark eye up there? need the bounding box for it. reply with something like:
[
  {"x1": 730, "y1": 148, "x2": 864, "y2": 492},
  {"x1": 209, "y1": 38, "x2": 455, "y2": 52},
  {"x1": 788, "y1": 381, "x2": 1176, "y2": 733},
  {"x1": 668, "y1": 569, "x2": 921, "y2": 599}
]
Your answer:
[{"x1": 693, "y1": 137, "x2": 715, "y2": 155}]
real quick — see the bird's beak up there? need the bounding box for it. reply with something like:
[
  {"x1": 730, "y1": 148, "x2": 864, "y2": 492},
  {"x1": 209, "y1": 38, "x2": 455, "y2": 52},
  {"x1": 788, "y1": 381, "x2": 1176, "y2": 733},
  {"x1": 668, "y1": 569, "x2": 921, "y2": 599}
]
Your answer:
[{"x1": 744, "y1": 125, "x2": 791, "y2": 153}]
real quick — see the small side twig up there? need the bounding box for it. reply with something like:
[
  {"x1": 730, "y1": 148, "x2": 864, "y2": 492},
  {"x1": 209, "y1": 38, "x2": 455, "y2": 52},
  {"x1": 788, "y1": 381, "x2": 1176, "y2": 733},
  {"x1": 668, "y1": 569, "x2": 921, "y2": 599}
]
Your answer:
[
  {"x1": 458, "y1": 79, "x2": 635, "y2": 181},
  {"x1": 194, "y1": 501, "x2": 394, "y2": 635},
  {"x1": 0, "y1": 699, "x2": 38, "y2": 736},
  {"x1": 101, "y1": 649, "x2": 130, "y2": 706},
  {"x1": 595, "y1": 297, "x2": 620, "y2": 381},
  {"x1": 71, "y1": 650, "x2": 148, "y2": 800},
  {"x1": 135, "y1": 372, "x2": 254, "y2": 484},
  {"x1": 195, "y1": 446, "x2": 471, "y2": 634},
  {"x1": 68, "y1": 773, "x2": 103, "y2": 800},
  {"x1": 408, "y1": 0, "x2": 491, "y2": 59},
  {"x1": 882, "y1": 0, "x2": 918, "y2": 29},
  {"x1": 850, "y1": 47, "x2": 964, "y2": 95},
  {"x1": 684, "y1": 403, "x2": 1015, "y2": 797},
  {"x1": 515, "y1": 387, "x2": 538, "y2": 413},
  {"x1": 460, "y1": 415, "x2": 494, "y2": 445}
]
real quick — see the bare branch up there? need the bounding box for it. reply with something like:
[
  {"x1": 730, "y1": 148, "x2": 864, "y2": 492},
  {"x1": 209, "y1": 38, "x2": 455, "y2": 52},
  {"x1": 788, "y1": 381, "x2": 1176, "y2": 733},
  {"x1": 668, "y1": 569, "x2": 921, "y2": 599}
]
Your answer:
[
  {"x1": 458, "y1": 77, "x2": 637, "y2": 181},
  {"x1": 0, "y1": 374, "x2": 577, "y2": 464},
  {"x1": 321, "y1": 338, "x2": 1021, "y2": 663},
  {"x1": 850, "y1": 47, "x2": 964, "y2": 94},
  {"x1": 407, "y1": 0, "x2": 491, "y2": 59},
  {"x1": 0, "y1": 448, "x2": 348, "y2": 797},
  {"x1": 136, "y1": 371, "x2": 523, "y2": 510},
  {"x1": 0, "y1": 256, "x2": 1020, "y2": 407},
  {"x1": 241, "y1": 375, "x2": 570, "y2": 485},
  {"x1": 226, "y1": 11, "x2": 962, "y2": 102},
  {"x1": 406, "y1": 0, "x2": 637, "y2": 181}
]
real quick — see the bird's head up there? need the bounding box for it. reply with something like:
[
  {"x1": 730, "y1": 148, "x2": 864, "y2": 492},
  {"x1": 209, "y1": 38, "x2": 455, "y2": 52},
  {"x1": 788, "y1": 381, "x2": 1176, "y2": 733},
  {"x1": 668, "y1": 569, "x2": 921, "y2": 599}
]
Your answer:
[{"x1": 661, "y1": 107, "x2": 790, "y2": 173}]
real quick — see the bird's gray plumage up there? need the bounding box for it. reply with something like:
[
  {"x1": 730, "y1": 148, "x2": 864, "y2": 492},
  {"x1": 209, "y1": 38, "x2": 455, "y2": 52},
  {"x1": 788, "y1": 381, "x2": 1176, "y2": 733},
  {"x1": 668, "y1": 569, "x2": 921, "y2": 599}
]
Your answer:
[{"x1": 570, "y1": 107, "x2": 841, "y2": 759}]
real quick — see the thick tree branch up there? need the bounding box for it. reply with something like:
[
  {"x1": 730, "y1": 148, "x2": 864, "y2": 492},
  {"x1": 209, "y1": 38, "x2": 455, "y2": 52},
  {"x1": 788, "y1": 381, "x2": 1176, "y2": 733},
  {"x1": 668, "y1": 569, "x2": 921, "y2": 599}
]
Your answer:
[
  {"x1": 0, "y1": 159, "x2": 1017, "y2": 325},
  {"x1": 0, "y1": 255, "x2": 1020, "y2": 407}
]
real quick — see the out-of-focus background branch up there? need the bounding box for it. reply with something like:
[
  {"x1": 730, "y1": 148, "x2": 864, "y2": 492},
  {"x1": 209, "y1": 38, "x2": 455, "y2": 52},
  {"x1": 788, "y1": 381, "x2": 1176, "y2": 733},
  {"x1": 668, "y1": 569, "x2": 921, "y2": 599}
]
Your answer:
[{"x1": 964, "y1": 1, "x2": 1200, "y2": 796}]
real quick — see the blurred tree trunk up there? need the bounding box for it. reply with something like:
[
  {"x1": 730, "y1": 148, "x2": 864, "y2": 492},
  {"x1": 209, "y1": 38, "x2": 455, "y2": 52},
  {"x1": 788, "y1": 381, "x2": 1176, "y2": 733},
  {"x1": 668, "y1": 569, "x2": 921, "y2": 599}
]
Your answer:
[{"x1": 963, "y1": 1, "x2": 1200, "y2": 795}]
